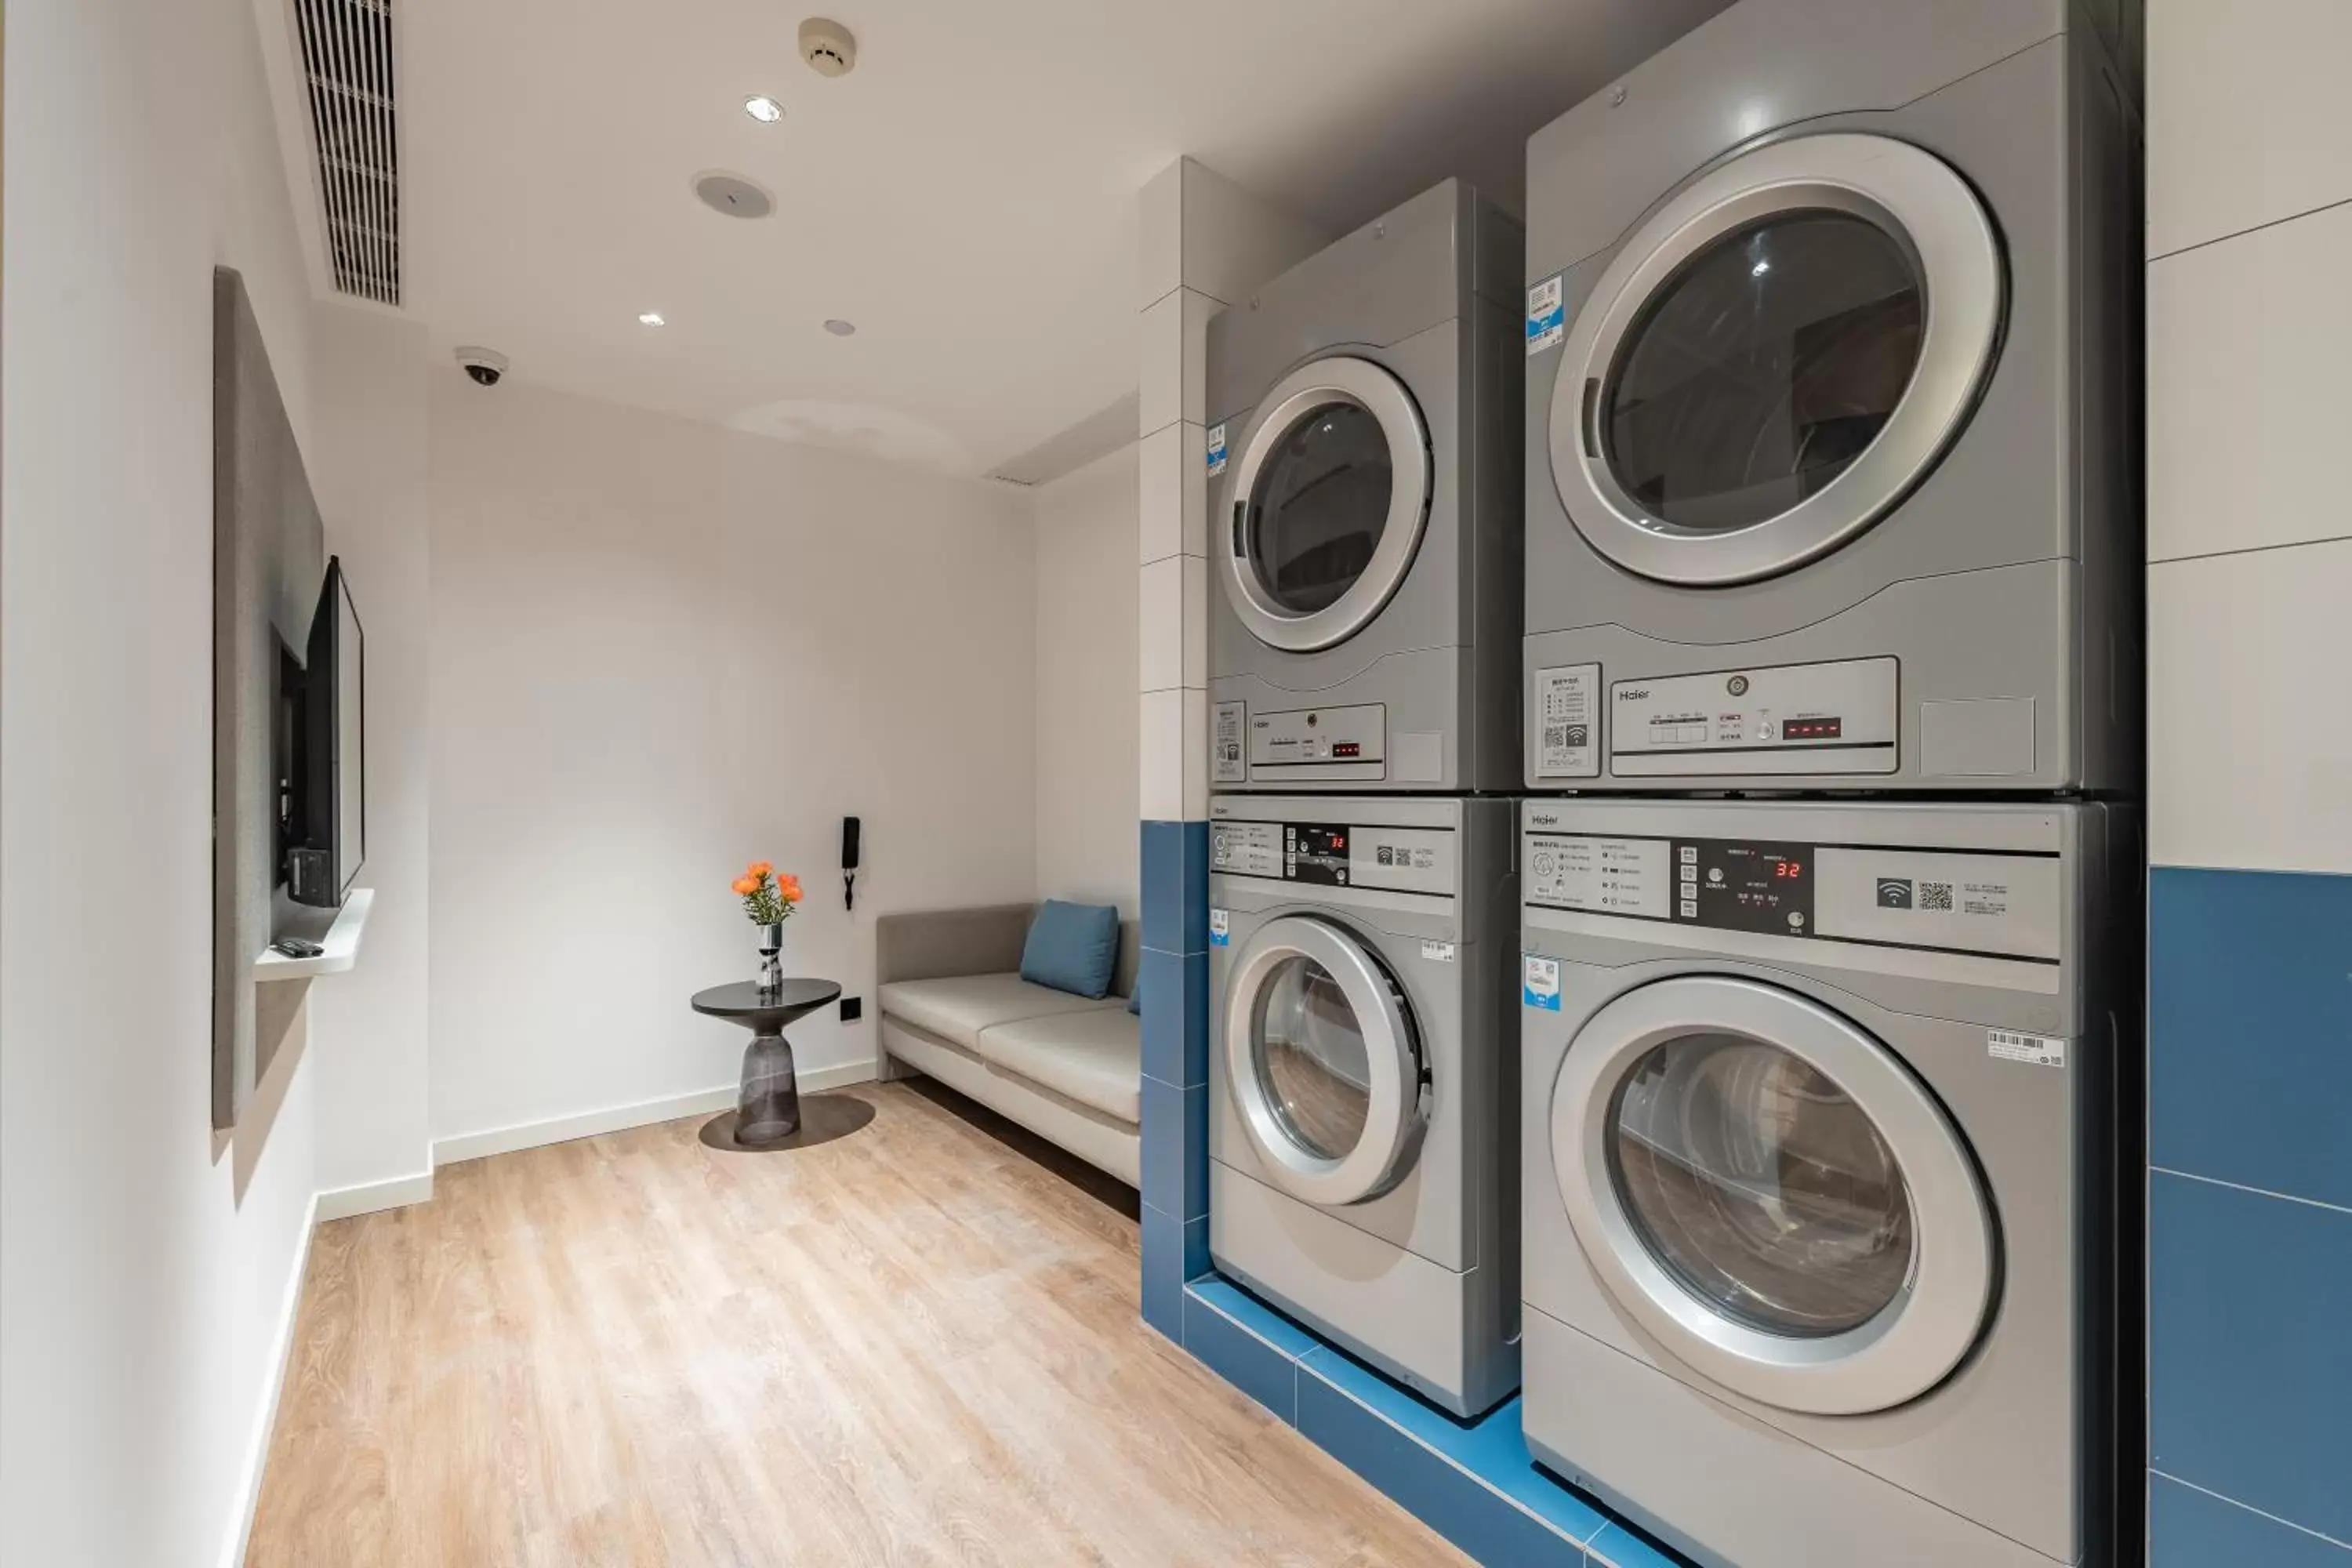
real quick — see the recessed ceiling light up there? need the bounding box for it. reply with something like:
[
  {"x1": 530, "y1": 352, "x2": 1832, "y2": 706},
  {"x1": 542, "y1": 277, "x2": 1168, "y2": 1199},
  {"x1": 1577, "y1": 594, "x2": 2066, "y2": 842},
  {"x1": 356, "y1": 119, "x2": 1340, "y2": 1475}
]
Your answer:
[
  {"x1": 638, "y1": 311, "x2": 666, "y2": 327},
  {"x1": 823, "y1": 318, "x2": 857, "y2": 337},
  {"x1": 744, "y1": 95, "x2": 784, "y2": 124}
]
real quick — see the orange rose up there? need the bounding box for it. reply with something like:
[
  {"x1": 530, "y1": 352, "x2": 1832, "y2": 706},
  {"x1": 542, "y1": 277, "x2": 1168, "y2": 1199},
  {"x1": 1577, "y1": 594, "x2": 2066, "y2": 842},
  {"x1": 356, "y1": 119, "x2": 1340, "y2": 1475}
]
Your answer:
[
  {"x1": 748, "y1": 860, "x2": 774, "y2": 879},
  {"x1": 731, "y1": 876, "x2": 757, "y2": 897}
]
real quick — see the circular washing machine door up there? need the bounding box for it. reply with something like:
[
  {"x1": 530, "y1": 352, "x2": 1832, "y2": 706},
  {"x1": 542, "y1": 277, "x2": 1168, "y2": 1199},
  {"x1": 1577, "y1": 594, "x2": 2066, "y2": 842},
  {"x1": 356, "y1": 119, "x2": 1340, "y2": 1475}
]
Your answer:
[
  {"x1": 1548, "y1": 132, "x2": 2005, "y2": 586},
  {"x1": 1224, "y1": 913, "x2": 1428, "y2": 1207},
  {"x1": 1550, "y1": 976, "x2": 1994, "y2": 1416},
  {"x1": 1218, "y1": 356, "x2": 1433, "y2": 653}
]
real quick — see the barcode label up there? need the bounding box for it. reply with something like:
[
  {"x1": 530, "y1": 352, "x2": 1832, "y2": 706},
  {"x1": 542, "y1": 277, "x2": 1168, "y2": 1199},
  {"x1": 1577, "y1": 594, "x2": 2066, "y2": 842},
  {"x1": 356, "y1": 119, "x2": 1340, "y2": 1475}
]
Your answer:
[
  {"x1": 1987, "y1": 1029, "x2": 2066, "y2": 1069},
  {"x1": 1921, "y1": 881, "x2": 1954, "y2": 911}
]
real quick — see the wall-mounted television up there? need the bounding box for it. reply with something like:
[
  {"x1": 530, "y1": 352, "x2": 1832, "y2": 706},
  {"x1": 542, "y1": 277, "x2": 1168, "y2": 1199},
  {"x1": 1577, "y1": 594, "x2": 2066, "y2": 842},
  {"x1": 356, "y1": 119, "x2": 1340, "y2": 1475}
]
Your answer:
[{"x1": 287, "y1": 556, "x2": 364, "y2": 907}]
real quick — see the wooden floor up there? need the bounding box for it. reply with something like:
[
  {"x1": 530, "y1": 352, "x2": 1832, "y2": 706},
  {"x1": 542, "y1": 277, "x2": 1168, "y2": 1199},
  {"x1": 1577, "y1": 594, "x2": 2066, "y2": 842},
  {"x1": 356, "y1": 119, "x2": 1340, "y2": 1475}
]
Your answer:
[{"x1": 246, "y1": 1082, "x2": 1468, "y2": 1567}]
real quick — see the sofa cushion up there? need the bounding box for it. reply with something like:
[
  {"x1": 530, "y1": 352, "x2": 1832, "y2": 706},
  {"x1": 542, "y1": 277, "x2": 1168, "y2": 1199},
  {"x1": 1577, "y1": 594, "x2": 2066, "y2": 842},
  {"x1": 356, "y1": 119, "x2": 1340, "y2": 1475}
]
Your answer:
[
  {"x1": 975, "y1": 1009, "x2": 1142, "y2": 1125},
  {"x1": 877, "y1": 972, "x2": 1123, "y2": 1054},
  {"x1": 1019, "y1": 899, "x2": 1120, "y2": 998}
]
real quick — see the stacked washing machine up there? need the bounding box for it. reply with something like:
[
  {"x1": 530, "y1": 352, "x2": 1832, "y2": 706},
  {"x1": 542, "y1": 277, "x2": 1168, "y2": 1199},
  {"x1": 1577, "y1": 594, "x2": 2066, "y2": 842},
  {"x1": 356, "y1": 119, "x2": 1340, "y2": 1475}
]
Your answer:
[
  {"x1": 1514, "y1": 3, "x2": 2144, "y2": 1567},
  {"x1": 1201, "y1": 180, "x2": 1527, "y2": 1417}
]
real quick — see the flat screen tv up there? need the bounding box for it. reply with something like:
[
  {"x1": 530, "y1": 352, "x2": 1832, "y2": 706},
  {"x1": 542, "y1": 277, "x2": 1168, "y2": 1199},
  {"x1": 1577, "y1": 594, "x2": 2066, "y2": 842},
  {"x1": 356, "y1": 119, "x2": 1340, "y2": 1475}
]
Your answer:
[{"x1": 289, "y1": 556, "x2": 364, "y2": 907}]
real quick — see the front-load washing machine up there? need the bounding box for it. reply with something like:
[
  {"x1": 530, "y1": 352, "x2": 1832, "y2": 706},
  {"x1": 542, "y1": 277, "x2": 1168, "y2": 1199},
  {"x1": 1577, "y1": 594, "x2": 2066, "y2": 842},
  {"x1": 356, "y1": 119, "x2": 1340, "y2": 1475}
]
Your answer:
[
  {"x1": 1518, "y1": 797, "x2": 2140, "y2": 1568},
  {"x1": 1521, "y1": 0, "x2": 2141, "y2": 793},
  {"x1": 1207, "y1": 180, "x2": 1523, "y2": 793},
  {"x1": 1208, "y1": 793, "x2": 1517, "y2": 1415}
]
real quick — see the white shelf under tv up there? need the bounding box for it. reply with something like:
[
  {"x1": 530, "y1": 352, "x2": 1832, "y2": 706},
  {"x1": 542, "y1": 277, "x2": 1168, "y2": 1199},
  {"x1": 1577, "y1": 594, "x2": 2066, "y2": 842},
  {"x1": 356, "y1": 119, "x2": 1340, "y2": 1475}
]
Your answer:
[{"x1": 253, "y1": 887, "x2": 373, "y2": 982}]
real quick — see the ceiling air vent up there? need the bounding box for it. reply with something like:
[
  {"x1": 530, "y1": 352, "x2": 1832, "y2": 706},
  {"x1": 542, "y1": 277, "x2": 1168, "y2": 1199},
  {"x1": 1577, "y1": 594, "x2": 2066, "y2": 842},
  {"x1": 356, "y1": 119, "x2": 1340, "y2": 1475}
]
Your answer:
[{"x1": 292, "y1": 0, "x2": 401, "y2": 307}]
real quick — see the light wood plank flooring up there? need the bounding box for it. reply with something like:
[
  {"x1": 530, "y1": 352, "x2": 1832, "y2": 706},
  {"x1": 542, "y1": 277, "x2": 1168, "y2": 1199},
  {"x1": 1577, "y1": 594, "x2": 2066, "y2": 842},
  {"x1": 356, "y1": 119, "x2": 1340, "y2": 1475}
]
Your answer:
[{"x1": 246, "y1": 1081, "x2": 1468, "y2": 1567}]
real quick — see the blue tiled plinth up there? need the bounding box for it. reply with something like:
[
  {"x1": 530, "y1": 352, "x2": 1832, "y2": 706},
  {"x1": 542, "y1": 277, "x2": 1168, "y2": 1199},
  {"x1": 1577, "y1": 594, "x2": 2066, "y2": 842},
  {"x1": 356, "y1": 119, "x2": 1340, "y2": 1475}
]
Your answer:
[{"x1": 1179, "y1": 1276, "x2": 1686, "y2": 1567}]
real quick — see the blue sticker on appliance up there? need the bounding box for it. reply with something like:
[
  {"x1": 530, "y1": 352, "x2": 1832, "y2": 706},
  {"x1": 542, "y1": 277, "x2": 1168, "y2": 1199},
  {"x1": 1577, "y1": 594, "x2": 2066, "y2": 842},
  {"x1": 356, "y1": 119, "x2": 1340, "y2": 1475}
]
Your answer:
[{"x1": 1523, "y1": 953, "x2": 1561, "y2": 1011}]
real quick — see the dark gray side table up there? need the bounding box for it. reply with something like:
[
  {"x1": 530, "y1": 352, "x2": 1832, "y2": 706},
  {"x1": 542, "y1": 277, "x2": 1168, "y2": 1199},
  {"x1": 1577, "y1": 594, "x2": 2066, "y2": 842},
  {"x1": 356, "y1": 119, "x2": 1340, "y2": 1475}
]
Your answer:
[{"x1": 691, "y1": 978, "x2": 842, "y2": 1146}]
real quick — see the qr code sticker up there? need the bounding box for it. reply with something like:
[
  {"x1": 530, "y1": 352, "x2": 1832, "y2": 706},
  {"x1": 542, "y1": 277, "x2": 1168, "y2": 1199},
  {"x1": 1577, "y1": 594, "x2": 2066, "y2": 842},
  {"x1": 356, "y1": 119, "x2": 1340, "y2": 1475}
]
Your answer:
[
  {"x1": 1543, "y1": 725, "x2": 1567, "y2": 750},
  {"x1": 1921, "y1": 882, "x2": 1955, "y2": 911}
]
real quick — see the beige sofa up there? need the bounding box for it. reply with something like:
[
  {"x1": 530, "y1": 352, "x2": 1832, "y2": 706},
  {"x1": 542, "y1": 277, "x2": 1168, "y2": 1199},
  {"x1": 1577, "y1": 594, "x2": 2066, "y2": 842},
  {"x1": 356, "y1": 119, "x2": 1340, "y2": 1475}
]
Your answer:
[{"x1": 875, "y1": 903, "x2": 1141, "y2": 1185}]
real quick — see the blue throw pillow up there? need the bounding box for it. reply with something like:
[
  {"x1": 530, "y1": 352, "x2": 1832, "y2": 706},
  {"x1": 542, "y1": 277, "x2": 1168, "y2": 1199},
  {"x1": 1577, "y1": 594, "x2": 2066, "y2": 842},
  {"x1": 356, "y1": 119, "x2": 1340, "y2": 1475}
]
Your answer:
[{"x1": 1021, "y1": 900, "x2": 1120, "y2": 999}]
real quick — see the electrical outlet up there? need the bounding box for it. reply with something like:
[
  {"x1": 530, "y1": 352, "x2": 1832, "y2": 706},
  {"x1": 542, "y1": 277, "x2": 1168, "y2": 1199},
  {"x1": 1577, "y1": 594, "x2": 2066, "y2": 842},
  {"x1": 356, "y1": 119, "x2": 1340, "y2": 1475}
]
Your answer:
[{"x1": 839, "y1": 996, "x2": 862, "y2": 1022}]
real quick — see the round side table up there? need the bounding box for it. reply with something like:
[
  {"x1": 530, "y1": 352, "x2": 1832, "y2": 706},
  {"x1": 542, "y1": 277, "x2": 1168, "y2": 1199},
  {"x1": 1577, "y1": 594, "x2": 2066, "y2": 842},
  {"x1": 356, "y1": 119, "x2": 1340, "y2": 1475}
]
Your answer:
[{"x1": 690, "y1": 978, "x2": 842, "y2": 1145}]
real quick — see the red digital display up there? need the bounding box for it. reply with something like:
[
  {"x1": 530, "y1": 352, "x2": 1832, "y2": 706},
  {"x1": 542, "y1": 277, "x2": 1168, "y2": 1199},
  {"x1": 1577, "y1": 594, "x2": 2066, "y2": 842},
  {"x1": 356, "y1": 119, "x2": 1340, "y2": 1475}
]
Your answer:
[
  {"x1": 1333, "y1": 742, "x2": 1362, "y2": 759},
  {"x1": 1776, "y1": 860, "x2": 1803, "y2": 878},
  {"x1": 1781, "y1": 717, "x2": 1844, "y2": 740}
]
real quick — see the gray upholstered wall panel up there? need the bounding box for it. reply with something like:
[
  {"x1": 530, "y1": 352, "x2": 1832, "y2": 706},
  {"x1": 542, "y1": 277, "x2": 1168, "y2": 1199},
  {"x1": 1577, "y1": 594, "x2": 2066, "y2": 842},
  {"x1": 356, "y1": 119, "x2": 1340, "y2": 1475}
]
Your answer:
[{"x1": 212, "y1": 267, "x2": 323, "y2": 1129}]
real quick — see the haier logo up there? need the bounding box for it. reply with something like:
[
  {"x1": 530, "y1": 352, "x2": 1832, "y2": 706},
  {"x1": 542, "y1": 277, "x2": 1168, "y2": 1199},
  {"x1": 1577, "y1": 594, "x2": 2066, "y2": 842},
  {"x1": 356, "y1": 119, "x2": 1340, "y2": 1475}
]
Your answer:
[
  {"x1": 1617, "y1": 688, "x2": 1650, "y2": 702},
  {"x1": 1876, "y1": 878, "x2": 1915, "y2": 909}
]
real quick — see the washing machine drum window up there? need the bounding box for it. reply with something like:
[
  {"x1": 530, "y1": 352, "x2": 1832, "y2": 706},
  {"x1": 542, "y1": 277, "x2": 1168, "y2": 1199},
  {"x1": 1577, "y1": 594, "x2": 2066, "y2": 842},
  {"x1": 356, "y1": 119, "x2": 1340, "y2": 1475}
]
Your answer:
[
  {"x1": 1552, "y1": 976, "x2": 1995, "y2": 1416},
  {"x1": 1607, "y1": 1032, "x2": 1914, "y2": 1339},
  {"x1": 1225, "y1": 914, "x2": 1427, "y2": 1207},
  {"x1": 1551, "y1": 132, "x2": 2005, "y2": 587},
  {"x1": 1602, "y1": 212, "x2": 1923, "y2": 536},
  {"x1": 1219, "y1": 357, "x2": 1433, "y2": 654},
  {"x1": 1254, "y1": 954, "x2": 1375, "y2": 1159}
]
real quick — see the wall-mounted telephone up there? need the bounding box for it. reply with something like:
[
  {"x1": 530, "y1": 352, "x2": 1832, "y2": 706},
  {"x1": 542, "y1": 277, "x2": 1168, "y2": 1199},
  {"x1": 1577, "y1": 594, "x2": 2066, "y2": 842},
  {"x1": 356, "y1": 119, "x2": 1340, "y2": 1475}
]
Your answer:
[{"x1": 841, "y1": 815, "x2": 862, "y2": 912}]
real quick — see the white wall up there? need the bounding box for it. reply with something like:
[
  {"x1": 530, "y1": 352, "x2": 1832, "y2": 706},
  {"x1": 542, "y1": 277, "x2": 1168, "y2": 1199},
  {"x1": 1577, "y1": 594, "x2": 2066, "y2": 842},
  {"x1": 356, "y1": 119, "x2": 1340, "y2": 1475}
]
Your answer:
[
  {"x1": 425, "y1": 376, "x2": 1037, "y2": 1145},
  {"x1": 1, "y1": 0, "x2": 333, "y2": 1563},
  {"x1": 307, "y1": 308, "x2": 437, "y2": 1203},
  {"x1": 1033, "y1": 444, "x2": 1142, "y2": 912}
]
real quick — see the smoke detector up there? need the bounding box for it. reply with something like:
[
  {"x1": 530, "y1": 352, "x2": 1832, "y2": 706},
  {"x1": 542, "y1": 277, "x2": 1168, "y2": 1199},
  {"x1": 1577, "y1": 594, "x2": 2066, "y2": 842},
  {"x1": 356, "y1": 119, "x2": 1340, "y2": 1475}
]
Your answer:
[
  {"x1": 693, "y1": 170, "x2": 776, "y2": 220},
  {"x1": 799, "y1": 17, "x2": 857, "y2": 77}
]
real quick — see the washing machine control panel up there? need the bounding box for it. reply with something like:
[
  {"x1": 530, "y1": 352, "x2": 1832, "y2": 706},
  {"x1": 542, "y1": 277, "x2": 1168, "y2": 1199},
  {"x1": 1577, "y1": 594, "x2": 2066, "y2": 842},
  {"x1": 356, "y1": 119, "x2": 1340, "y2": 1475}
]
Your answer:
[
  {"x1": 1212, "y1": 818, "x2": 1454, "y2": 896},
  {"x1": 1524, "y1": 828, "x2": 2061, "y2": 963},
  {"x1": 1593, "y1": 656, "x2": 1899, "y2": 777}
]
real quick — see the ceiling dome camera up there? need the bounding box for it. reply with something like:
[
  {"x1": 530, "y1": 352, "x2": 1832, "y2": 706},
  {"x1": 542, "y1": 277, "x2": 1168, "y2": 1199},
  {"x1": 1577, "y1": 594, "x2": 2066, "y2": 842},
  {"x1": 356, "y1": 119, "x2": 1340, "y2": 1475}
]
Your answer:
[{"x1": 456, "y1": 347, "x2": 509, "y2": 388}]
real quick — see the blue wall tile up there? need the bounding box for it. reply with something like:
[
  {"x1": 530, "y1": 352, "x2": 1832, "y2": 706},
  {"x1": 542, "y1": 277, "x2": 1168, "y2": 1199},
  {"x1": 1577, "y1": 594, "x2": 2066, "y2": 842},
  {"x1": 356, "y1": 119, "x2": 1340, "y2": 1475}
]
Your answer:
[
  {"x1": 2149, "y1": 1474, "x2": 2351, "y2": 1566},
  {"x1": 1183, "y1": 1281, "x2": 1306, "y2": 1425},
  {"x1": 1139, "y1": 947, "x2": 1209, "y2": 1088},
  {"x1": 1140, "y1": 1203, "x2": 1186, "y2": 1340},
  {"x1": 1296, "y1": 1367, "x2": 1589, "y2": 1565},
  {"x1": 2149, "y1": 866, "x2": 2352, "y2": 1210},
  {"x1": 2148, "y1": 1171, "x2": 2352, "y2": 1545},
  {"x1": 1142, "y1": 819, "x2": 1208, "y2": 957},
  {"x1": 1142, "y1": 1076, "x2": 1208, "y2": 1221}
]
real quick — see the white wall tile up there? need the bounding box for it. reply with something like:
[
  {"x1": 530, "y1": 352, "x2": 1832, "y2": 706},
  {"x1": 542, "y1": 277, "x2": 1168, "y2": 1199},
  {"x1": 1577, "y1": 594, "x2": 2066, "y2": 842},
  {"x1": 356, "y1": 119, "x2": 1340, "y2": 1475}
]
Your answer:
[
  {"x1": 1138, "y1": 160, "x2": 1184, "y2": 312},
  {"x1": 1138, "y1": 686, "x2": 1185, "y2": 823},
  {"x1": 2150, "y1": 200, "x2": 2352, "y2": 561},
  {"x1": 1139, "y1": 556, "x2": 1182, "y2": 693},
  {"x1": 2149, "y1": 539, "x2": 2352, "y2": 873},
  {"x1": 2149, "y1": 0, "x2": 2352, "y2": 256},
  {"x1": 1178, "y1": 158, "x2": 1329, "y2": 307},
  {"x1": 1137, "y1": 288, "x2": 1214, "y2": 438},
  {"x1": 1138, "y1": 421, "x2": 1206, "y2": 564},
  {"x1": 1180, "y1": 687, "x2": 1210, "y2": 819}
]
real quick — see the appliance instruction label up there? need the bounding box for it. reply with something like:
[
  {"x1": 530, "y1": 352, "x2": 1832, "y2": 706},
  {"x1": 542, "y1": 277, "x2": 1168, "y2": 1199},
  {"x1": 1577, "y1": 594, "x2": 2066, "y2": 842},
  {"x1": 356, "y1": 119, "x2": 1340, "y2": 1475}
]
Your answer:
[
  {"x1": 1526, "y1": 275, "x2": 1566, "y2": 357},
  {"x1": 1209, "y1": 909, "x2": 1229, "y2": 947},
  {"x1": 1522, "y1": 955, "x2": 1561, "y2": 1011},
  {"x1": 1421, "y1": 941, "x2": 1457, "y2": 965},
  {"x1": 1534, "y1": 664, "x2": 1601, "y2": 778},
  {"x1": 1210, "y1": 701, "x2": 1247, "y2": 784},
  {"x1": 1206, "y1": 423, "x2": 1228, "y2": 477}
]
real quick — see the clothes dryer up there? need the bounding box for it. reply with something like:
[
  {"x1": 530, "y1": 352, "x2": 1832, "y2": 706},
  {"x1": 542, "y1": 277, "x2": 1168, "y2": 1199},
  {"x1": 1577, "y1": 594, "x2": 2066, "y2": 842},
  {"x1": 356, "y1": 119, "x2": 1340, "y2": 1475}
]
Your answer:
[
  {"x1": 1208, "y1": 794, "x2": 1517, "y2": 1415},
  {"x1": 1207, "y1": 181, "x2": 1522, "y2": 793},
  {"x1": 1518, "y1": 797, "x2": 2139, "y2": 1567},
  {"x1": 1522, "y1": 0, "x2": 2140, "y2": 793}
]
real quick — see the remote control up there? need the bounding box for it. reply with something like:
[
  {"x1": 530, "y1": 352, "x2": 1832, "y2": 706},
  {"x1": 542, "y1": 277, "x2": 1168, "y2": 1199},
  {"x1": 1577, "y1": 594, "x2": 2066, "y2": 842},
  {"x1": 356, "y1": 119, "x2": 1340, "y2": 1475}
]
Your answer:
[{"x1": 270, "y1": 937, "x2": 325, "y2": 960}]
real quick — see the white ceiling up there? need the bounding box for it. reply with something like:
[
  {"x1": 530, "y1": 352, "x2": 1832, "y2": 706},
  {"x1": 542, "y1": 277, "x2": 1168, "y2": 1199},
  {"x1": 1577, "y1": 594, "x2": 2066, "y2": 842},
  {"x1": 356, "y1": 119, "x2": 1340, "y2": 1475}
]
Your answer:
[{"x1": 397, "y1": 0, "x2": 1726, "y2": 478}]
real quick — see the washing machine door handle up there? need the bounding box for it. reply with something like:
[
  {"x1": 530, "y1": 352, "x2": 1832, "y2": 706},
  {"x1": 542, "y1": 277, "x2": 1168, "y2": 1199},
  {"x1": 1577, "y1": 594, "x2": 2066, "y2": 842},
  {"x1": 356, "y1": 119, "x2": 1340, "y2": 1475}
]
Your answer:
[
  {"x1": 1216, "y1": 355, "x2": 1433, "y2": 654},
  {"x1": 1223, "y1": 913, "x2": 1427, "y2": 1207},
  {"x1": 1551, "y1": 975, "x2": 1996, "y2": 1417}
]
